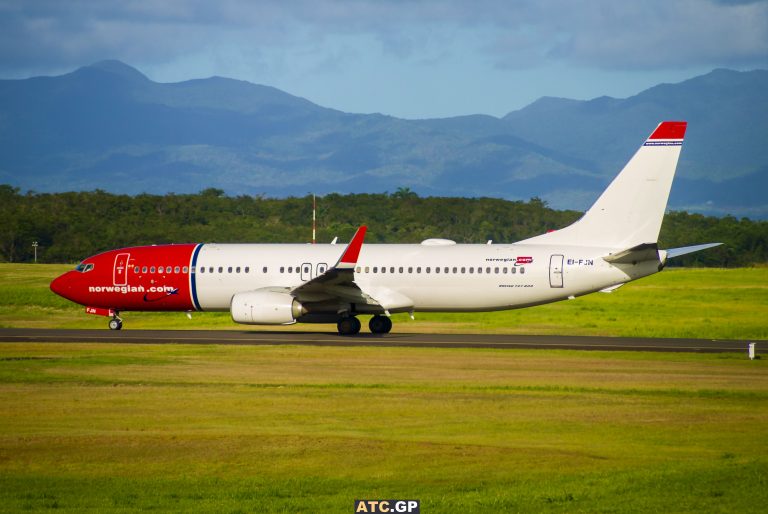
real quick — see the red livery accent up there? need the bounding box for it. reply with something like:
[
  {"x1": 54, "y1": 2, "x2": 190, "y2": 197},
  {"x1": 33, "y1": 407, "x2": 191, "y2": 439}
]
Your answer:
[
  {"x1": 51, "y1": 244, "x2": 198, "y2": 312},
  {"x1": 338, "y1": 226, "x2": 367, "y2": 266},
  {"x1": 516, "y1": 256, "x2": 533, "y2": 264},
  {"x1": 648, "y1": 121, "x2": 687, "y2": 140},
  {"x1": 86, "y1": 307, "x2": 116, "y2": 317}
]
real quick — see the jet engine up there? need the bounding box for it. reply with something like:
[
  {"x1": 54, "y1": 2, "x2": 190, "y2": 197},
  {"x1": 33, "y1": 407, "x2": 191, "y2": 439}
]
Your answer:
[{"x1": 230, "y1": 290, "x2": 306, "y2": 325}]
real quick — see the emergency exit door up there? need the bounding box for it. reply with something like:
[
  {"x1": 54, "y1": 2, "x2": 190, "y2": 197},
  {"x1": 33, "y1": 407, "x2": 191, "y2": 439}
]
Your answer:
[{"x1": 549, "y1": 254, "x2": 564, "y2": 288}]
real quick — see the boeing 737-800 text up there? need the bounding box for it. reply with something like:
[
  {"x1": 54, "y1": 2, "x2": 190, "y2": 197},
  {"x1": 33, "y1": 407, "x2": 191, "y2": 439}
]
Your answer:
[{"x1": 50, "y1": 121, "x2": 720, "y2": 335}]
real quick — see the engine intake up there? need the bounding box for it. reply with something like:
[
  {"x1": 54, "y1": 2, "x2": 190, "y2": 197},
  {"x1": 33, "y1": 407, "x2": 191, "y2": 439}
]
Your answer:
[{"x1": 230, "y1": 290, "x2": 306, "y2": 325}]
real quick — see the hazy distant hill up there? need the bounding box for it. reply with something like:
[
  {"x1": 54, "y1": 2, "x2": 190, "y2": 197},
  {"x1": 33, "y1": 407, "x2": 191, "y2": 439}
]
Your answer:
[{"x1": 0, "y1": 61, "x2": 766, "y2": 217}]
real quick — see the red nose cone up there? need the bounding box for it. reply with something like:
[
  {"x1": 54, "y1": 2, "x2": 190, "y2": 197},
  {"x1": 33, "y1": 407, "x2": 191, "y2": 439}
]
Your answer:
[{"x1": 50, "y1": 273, "x2": 71, "y2": 300}]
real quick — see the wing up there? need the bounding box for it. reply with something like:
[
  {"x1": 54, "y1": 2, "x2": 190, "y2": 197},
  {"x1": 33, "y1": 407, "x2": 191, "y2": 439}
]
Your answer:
[
  {"x1": 290, "y1": 226, "x2": 413, "y2": 312},
  {"x1": 290, "y1": 226, "x2": 376, "y2": 305}
]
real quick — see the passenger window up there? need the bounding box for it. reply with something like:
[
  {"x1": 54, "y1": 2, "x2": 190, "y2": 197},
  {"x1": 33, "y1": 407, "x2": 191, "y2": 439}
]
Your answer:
[
  {"x1": 175, "y1": 266, "x2": 180, "y2": 273},
  {"x1": 399, "y1": 267, "x2": 404, "y2": 273},
  {"x1": 390, "y1": 267, "x2": 395, "y2": 273},
  {"x1": 520, "y1": 267, "x2": 526, "y2": 274},
  {"x1": 408, "y1": 267, "x2": 413, "y2": 273},
  {"x1": 461, "y1": 267, "x2": 466, "y2": 274},
  {"x1": 280, "y1": 267, "x2": 285, "y2": 273},
  {"x1": 356, "y1": 266, "x2": 361, "y2": 273},
  {"x1": 209, "y1": 267, "x2": 213, "y2": 273},
  {"x1": 303, "y1": 266, "x2": 309, "y2": 273},
  {"x1": 381, "y1": 267, "x2": 386, "y2": 274},
  {"x1": 263, "y1": 267, "x2": 268, "y2": 273},
  {"x1": 288, "y1": 266, "x2": 293, "y2": 273},
  {"x1": 183, "y1": 266, "x2": 189, "y2": 273},
  {"x1": 417, "y1": 267, "x2": 421, "y2": 273},
  {"x1": 426, "y1": 267, "x2": 431, "y2": 273},
  {"x1": 200, "y1": 267, "x2": 205, "y2": 273},
  {"x1": 486, "y1": 267, "x2": 491, "y2": 274},
  {"x1": 218, "y1": 267, "x2": 223, "y2": 273},
  {"x1": 435, "y1": 267, "x2": 440, "y2": 274},
  {"x1": 373, "y1": 267, "x2": 378, "y2": 273},
  {"x1": 150, "y1": 266, "x2": 156, "y2": 273},
  {"x1": 159, "y1": 266, "x2": 165, "y2": 274},
  {"x1": 495, "y1": 267, "x2": 499, "y2": 274},
  {"x1": 142, "y1": 266, "x2": 148, "y2": 273},
  {"x1": 511, "y1": 267, "x2": 516, "y2": 274},
  {"x1": 134, "y1": 266, "x2": 139, "y2": 274},
  {"x1": 477, "y1": 267, "x2": 482, "y2": 274},
  {"x1": 453, "y1": 267, "x2": 458, "y2": 273},
  {"x1": 245, "y1": 267, "x2": 249, "y2": 273}
]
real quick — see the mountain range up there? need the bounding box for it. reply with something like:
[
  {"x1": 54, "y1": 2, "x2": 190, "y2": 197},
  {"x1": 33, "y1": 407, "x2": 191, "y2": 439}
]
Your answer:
[{"x1": 1, "y1": 60, "x2": 766, "y2": 217}]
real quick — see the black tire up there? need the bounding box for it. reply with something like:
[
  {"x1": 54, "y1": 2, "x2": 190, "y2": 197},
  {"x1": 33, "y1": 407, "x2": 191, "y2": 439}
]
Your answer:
[
  {"x1": 337, "y1": 317, "x2": 361, "y2": 336},
  {"x1": 108, "y1": 318, "x2": 122, "y2": 330},
  {"x1": 369, "y1": 315, "x2": 392, "y2": 334}
]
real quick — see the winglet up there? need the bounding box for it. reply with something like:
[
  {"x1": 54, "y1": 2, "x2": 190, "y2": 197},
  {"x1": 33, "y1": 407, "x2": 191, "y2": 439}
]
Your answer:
[{"x1": 335, "y1": 226, "x2": 367, "y2": 269}]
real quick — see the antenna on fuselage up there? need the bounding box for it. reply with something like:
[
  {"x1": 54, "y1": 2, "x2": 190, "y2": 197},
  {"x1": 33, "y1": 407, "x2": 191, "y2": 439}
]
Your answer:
[{"x1": 312, "y1": 193, "x2": 317, "y2": 244}]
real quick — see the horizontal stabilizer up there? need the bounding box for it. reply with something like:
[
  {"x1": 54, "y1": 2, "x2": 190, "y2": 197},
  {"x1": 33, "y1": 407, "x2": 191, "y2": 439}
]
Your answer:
[
  {"x1": 603, "y1": 243, "x2": 660, "y2": 264},
  {"x1": 665, "y1": 243, "x2": 722, "y2": 259}
]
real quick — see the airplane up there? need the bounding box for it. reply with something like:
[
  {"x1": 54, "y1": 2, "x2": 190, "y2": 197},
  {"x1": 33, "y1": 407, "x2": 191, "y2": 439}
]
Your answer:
[{"x1": 50, "y1": 121, "x2": 721, "y2": 335}]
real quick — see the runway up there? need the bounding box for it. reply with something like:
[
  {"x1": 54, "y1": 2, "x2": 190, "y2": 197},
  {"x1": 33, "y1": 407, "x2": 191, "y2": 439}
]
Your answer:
[{"x1": 0, "y1": 328, "x2": 761, "y2": 353}]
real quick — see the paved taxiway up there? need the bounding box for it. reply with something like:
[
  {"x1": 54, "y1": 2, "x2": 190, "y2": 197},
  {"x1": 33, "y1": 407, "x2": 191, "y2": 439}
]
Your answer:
[{"x1": 0, "y1": 328, "x2": 760, "y2": 353}]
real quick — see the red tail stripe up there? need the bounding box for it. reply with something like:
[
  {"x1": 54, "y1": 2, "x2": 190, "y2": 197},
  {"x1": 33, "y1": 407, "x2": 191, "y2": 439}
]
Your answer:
[{"x1": 649, "y1": 121, "x2": 687, "y2": 140}]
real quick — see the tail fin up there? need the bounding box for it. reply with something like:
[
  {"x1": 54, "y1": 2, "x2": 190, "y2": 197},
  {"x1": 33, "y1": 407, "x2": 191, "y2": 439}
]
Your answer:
[{"x1": 522, "y1": 121, "x2": 687, "y2": 249}]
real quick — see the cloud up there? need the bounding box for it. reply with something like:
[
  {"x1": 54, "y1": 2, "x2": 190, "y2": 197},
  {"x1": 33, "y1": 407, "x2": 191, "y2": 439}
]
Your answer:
[{"x1": 0, "y1": 0, "x2": 765, "y2": 78}]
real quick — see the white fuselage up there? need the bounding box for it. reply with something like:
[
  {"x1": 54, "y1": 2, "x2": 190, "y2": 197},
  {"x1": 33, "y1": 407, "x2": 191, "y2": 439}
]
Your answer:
[{"x1": 192, "y1": 242, "x2": 659, "y2": 313}]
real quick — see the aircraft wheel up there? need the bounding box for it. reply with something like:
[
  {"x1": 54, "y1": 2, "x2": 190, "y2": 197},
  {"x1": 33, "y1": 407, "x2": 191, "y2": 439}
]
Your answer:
[
  {"x1": 108, "y1": 318, "x2": 123, "y2": 331},
  {"x1": 337, "y1": 317, "x2": 361, "y2": 336},
  {"x1": 369, "y1": 315, "x2": 392, "y2": 334}
]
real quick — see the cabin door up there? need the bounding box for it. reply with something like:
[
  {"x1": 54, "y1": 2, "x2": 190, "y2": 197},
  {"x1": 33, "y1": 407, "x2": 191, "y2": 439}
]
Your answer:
[
  {"x1": 113, "y1": 252, "x2": 130, "y2": 286},
  {"x1": 549, "y1": 254, "x2": 564, "y2": 288}
]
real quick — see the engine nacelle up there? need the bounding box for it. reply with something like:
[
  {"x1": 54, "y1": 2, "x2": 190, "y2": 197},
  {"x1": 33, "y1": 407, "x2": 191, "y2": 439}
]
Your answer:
[{"x1": 230, "y1": 290, "x2": 306, "y2": 325}]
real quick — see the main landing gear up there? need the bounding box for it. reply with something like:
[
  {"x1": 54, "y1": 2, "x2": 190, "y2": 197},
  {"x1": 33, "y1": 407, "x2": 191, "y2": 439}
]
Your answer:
[
  {"x1": 368, "y1": 315, "x2": 392, "y2": 334},
  {"x1": 336, "y1": 315, "x2": 392, "y2": 336}
]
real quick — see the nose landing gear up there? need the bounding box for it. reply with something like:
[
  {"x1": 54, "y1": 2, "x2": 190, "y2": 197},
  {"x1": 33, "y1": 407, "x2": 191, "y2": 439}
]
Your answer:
[{"x1": 108, "y1": 313, "x2": 123, "y2": 330}]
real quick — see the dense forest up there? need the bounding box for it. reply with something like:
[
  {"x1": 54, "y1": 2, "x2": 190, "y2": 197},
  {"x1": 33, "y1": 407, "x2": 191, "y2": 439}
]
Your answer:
[{"x1": 2, "y1": 185, "x2": 766, "y2": 267}]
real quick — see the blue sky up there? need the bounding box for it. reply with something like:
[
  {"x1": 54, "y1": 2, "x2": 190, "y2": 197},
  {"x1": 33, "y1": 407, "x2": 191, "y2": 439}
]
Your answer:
[{"x1": 1, "y1": 0, "x2": 766, "y2": 119}]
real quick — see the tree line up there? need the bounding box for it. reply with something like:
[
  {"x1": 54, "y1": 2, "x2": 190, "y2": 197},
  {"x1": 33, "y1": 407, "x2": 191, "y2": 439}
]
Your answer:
[{"x1": 2, "y1": 185, "x2": 766, "y2": 267}]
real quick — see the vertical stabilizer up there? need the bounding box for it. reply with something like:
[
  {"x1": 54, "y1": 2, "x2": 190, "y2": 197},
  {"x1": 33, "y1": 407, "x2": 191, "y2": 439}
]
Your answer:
[{"x1": 521, "y1": 121, "x2": 687, "y2": 249}]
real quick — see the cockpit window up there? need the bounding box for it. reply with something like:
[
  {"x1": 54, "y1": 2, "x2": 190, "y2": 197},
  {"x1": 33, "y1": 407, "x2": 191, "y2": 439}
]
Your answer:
[{"x1": 75, "y1": 263, "x2": 94, "y2": 273}]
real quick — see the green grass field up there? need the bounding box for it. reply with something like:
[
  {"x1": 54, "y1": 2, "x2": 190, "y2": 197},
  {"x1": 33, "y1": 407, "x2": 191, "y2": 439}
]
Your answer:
[
  {"x1": 0, "y1": 344, "x2": 766, "y2": 512},
  {"x1": 1, "y1": 264, "x2": 766, "y2": 339},
  {"x1": 1, "y1": 264, "x2": 767, "y2": 512}
]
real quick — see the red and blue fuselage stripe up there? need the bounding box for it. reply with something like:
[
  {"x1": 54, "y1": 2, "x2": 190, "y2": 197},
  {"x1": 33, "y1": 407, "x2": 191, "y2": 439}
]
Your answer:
[{"x1": 190, "y1": 243, "x2": 204, "y2": 311}]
